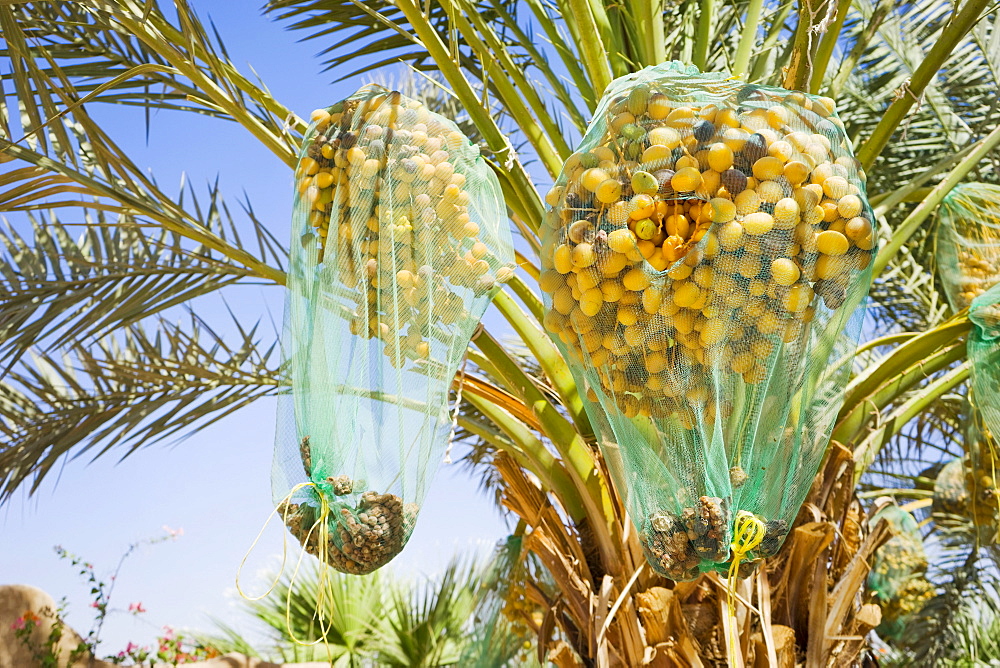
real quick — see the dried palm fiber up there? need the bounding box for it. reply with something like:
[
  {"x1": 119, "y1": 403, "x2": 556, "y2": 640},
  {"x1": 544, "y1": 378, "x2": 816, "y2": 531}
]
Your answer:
[
  {"x1": 539, "y1": 62, "x2": 875, "y2": 580},
  {"x1": 934, "y1": 183, "x2": 1000, "y2": 311},
  {"x1": 276, "y1": 85, "x2": 514, "y2": 574},
  {"x1": 868, "y1": 504, "x2": 934, "y2": 640},
  {"x1": 968, "y1": 283, "x2": 1000, "y2": 539}
]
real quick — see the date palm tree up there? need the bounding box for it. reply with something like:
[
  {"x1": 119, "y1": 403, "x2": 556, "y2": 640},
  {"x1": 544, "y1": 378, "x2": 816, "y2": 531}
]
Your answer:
[
  {"x1": 202, "y1": 554, "x2": 535, "y2": 666},
  {"x1": 3, "y1": 0, "x2": 1000, "y2": 664}
]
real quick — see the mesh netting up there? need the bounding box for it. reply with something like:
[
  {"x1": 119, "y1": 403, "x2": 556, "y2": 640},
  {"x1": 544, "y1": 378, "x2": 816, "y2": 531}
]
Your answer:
[
  {"x1": 868, "y1": 504, "x2": 934, "y2": 640},
  {"x1": 276, "y1": 85, "x2": 514, "y2": 574},
  {"x1": 968, "y1": 283, "x2": 1000, "y2": 535},
  {"x1": 539, "y1": 62, "x2": 874, "y2": 580},
  {"x1": 935, "y1": 183, "x2": 1000, "y2": 311},
  {"x1": 932, "y1": 457, "x2": 970, "y2": 519}
]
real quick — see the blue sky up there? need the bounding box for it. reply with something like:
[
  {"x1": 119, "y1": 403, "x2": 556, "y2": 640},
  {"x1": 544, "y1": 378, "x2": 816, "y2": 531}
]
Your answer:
[{"x1": 0, "y1": 2, "x2": 520, "y2": 654}]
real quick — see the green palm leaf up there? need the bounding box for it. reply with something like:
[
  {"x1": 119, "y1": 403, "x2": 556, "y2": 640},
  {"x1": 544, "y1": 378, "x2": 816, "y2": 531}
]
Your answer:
[
  {"x1": 0, "y1": 312, "x2": 280, "y2": 498},
  {"x1": 0, "y1": 201, "x2": 267, "y2": 372}
]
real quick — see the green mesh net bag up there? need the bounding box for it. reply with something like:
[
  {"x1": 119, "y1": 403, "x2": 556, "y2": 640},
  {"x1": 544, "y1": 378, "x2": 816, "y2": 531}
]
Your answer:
[
  {"x1": 968, "y1": 283, "x2": 1000, "y2": 536},
  {"x1": 539, "y1": 62, "x2": 875, "y2": 580},
  {"x1": 934, "y1": 183, "x2": 1000, "y2": 311},
  {"x1": 932, "y1": 457, "x2": 970, "y2": 520},
  {"x1": 868, "y1": 505, "x2": 934, "y2": 640},
  {"x1": 275, "y1": 85, "x2": 515, "y2": 574}
]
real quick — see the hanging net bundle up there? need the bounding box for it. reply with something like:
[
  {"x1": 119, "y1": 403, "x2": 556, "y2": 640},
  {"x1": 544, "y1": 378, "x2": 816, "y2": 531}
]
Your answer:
[
  {"x1": 868, "y1": 504, "x2": 934, "y2": 640},
  {"x1": 934, "y1": 183, "x2": 1000, "y2": 311},
  {"x1": 540, "y1": 62, "x2": 875, "y2": 580},
  {"x1": 934, "y1": 184, "x2": 1000, "y2": 537},
  {"x1": 967, "y1": 283, "x2": 1000, "y2": 537},
  {"x1": 931, "y1": 438, "x2": 999, "y2": 537},
  {"x1": 276, "y1": 85, "x2": 514, "y2": 574},
  {"x1": 932, "y1": 457, "x2": 970, "y2": 520}
]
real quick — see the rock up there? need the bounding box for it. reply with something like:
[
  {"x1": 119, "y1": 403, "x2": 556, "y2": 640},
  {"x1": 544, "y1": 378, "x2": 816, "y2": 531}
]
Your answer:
[
  {"x1": 0, "y1": 584, "x2": 331, "y2": 668},
  {"x1": 0, "y1": 584, "x2": 93, "y2": 668}
]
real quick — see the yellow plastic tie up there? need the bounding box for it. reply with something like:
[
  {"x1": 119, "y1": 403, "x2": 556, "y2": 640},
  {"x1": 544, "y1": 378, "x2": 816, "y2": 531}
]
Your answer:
[
  {"x1": 235, "y1": 481, "x2": 335, "y2": 657},
  {"x1": 286, "y1": 490, "x2": 333, "y2": 649},
  {"x1": 725, "y1": 512, "x2": 766, "y2": 659},
  {"x1": 236, "y1": 481, "x2": 318, "y2": 601}
]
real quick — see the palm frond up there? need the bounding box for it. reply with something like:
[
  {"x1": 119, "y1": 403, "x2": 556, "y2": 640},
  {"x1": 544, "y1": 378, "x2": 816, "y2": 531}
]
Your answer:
[
  {"x1": 834, "y1": 1, "x2": 1000, "y2": 328},
  {"x1": 0, "y1": 197, "x2": 272, "y2": 372},
  {"x1": 264, "y1": 0, "x2": 521, "y2": 82},
  {"x1": 5, "y1": 2, "x2": 220, "y2": 120},
  {"x1": 0, "y1": 1, "x2": 291, "y2": 283},
  {"x1": 375, "y1": 558, "x2": 482, "y2": 666},
  {"x1": 0, "y1": 312, "x2": 280, "y2": 498},
  {"x1": 5, "y1": 0, "x2": 304, "y2": 149},
  {"x1": 245, "y1": 562, "x2": 387, "y2": 664}
]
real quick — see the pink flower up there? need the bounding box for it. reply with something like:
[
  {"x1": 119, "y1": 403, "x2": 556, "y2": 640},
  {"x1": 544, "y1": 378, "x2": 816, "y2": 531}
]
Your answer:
[
  {"x1": 125, "y1": 642, "x2": 139, "y2": 653},
  {"x1": 162, "y1": 526, "x2": 183, "y2": 538},
  {"x1": 90, "y1": 601, "x2": 100, "y2": 609},
  {"x1": 10, "y1": 617, "x2": 25, "y2": 631},
  {"x1": 128, "y1": 602, "x2": 146, "y2": 614},
  {"x1": 161, "y1": 625, "x2": 175, "y2": 639}
]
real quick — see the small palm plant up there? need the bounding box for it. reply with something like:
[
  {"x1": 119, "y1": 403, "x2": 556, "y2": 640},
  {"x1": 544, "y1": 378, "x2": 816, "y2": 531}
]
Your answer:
[
  {"x1": 3, "y1": 0, "x2": 1000, "y2": 664},
  {"x1": 204, "y1": 554, "x2": 534, "y2": 666}
]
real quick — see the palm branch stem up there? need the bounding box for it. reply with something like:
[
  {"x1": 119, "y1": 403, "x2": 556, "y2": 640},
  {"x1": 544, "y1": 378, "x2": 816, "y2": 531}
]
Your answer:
[
  {"x1": 492, "y1": 289, "x2": 591, "y2": 437},
  {"x1": 784, "y1": 0, "x2": 827, "y2": 90},
  {"x1": 635, "y1": 0, "x2": 666, "y2": 66},
  {"x1": 839, "y1": 316, "x2": 971, "y2": 419},
  {"x1": 488, "y1": 160, "x2": 544, "y2": 235},
  {"x1": 588, "y1": 0, "x2": 628, "y2": 77},
  {"x1": 833, "y1": 340, "x2": 967, "y2": 445},
  {"x1": 506, "y1": 273, "x2": 544, "y2": 321},
  {"x1": 487, "y1": 0, "x2": 589, "y2": 132},
  {"x1": 513, "y1": 250, "x2": 541, "y2": 280},
  {"x1": 475, "y1": 331, "x2": 615, "y2": 548},
  {"x1": 527, "y1": 0, "x2": 598, "y2": 112},
  {"x1": 809, "y1": 0, "x2": 851, "y2": 94},
  {"x1": 871, "y1": 144, "x2": 974, "y2": 217},
  {"x1": 460, "y1": 394, "x2": 588, "y2": 520},
  {"x1": 470, "y1": 328, "x2": 617, "y2": 566},
  {"x1": 856, "y1": 488, "x2": 934, "y2": 498},
  {"x1": 564, "y1": 0, "x2": 614, "y2": 94},
  {"x1": 853, "y1": 361, "x2": 971, "y2": 479},
  {"x1": 856, "y1": 0, "x2": 994, "y2": 170},
  {"x1": 733, "y1": 0, "x2": 766, "y2": 78},
  {"x1": 749, "y1": 2, "x2": 795, "y2": 82},
  {"x1": 392, "y1": 0, "x2": 545, "y2": 232},
  {"x1": 693, "y1": 0, "x2": 714, "y2": 70},
  {"x1": 854, "y1": 331, "x2": 918, "y2": 356},
  {"x1": 827, "y1": 0, "x2": 892, "y2": 99},
  {"x1": 531, "y1": 399, "x2": 621, "y2": 575},
  {"x1": 445, "y1": 0, "x2": 569, "y2": 175}
]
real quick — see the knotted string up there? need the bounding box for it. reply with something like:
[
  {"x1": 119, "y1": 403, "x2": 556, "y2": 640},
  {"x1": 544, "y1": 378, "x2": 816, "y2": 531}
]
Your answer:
[
  {"x1": 726, "y1": 512, "x2": 766, "y2": 661},
  {"x1": 237, "y1": 481, "x2": 336, "y2": 656}
]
